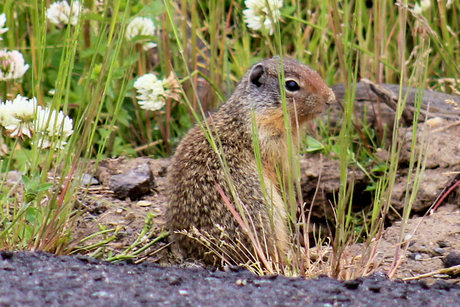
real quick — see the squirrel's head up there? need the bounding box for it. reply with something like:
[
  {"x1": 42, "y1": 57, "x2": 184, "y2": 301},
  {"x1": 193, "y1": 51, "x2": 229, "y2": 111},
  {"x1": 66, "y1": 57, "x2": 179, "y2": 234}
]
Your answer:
[{"x1": 242, "y1": 57, "x2": 335, "y2": 127}]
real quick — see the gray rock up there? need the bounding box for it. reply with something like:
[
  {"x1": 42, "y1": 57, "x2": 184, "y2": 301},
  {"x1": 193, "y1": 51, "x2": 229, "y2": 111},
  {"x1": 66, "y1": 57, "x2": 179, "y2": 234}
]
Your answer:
[
  {"x1": 80, "y1": 173, "x2": 99, "y2": 186},
  {"x1": 444, "y1": 252, "x2": 460, "y2": 268},
  {"x1": 109, "y1": 163, "x2": 155, "y2": 199}
]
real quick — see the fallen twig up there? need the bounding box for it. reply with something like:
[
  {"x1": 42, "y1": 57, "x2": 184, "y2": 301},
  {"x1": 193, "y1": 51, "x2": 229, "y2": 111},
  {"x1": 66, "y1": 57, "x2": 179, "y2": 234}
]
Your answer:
[{"x1": 403, "y1": 264, "x2": 460, "y2": 281}]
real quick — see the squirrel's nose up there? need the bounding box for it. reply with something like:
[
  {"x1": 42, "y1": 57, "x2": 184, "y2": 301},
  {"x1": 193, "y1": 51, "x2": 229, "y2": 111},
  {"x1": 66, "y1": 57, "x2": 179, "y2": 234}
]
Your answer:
[{"x1": 324, "y1": 89, "x2": 336, "y2": 105}]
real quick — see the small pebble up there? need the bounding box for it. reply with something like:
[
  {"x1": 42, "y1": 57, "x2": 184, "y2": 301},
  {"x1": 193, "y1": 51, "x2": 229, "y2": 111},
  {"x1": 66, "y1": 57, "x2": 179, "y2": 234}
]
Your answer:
[
  {"x1": 91, "y1": 291, "x2": 112, "y2": 298},
  {"x1": 425, "y1": 117, "x2": 444, "y2": 128},
  {"x1": 125, "y1": 212, "x2": 136, "y2": 221},
  {"x1": 408, "y1": 253, "x2": 422, "y2": 261},
  {"x1": 137, "y1": 200, "x2": 153, "y2": 207},
  {"x1": 236, "y1": 279, "x2": 247, "y2": 286},
  {"x1": 178, "y1": 289, "x2": 188, "y2": 296},
  {"x1": 404, "y1": 234, "x2": 413, "y2": 241},
  {"x1": 167, "y1": 275, "x2": 182, "y2": 286},
  {"x1": 434, "y1": 247, "x2": 445, "y2": 255},
  {"x1": 80, "y1": 173, "x2": 99, "y2": 186},
  {"x1": 437, "y1": 241, "x2": 451, "y2": 248}
]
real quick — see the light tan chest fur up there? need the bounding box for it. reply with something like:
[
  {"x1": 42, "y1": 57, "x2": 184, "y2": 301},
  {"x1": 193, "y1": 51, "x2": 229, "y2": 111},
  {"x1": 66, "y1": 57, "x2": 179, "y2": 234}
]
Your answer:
[{"x1": 256, "y1": 113, "x2": 301, "y2": 256}]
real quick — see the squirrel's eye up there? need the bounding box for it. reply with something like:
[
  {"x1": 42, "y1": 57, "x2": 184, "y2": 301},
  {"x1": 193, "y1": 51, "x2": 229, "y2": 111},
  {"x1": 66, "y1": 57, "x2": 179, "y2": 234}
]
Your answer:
[{"x1": 285, "y1": 80, "x2": 300, "y2": 92}]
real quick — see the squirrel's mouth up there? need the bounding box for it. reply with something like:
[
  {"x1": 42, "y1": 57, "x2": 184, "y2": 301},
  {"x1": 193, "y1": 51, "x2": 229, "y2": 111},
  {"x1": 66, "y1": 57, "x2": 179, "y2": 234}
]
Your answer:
[
  {"x1": 298, "y1": 102, "x2": 331, "y2": 116},
  {"x1": 321, "y1": 102, "x2": 332, "y2": 111}
]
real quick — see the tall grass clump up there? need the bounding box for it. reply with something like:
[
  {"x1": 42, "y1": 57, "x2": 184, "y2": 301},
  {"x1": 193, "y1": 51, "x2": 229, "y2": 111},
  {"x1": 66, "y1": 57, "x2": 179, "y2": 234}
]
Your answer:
[{"x1": 0, "y1": 0, "x2": 458, "y2": 278}]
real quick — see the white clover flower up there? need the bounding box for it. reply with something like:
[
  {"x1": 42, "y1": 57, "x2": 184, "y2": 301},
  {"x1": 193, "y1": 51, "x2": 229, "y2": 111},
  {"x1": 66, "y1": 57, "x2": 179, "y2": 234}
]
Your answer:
[
  {"x1": 0, "y1": 101, "x2": 20, "y2": 132},
  {"x1": 413, "y1": 3, "x2": 423, "y2": 14},
  {"x1": 0, "y1": 49, "x2": 30, "y2": 81},
  {"x1": 420, "y1": 0, "x2": 431, "y2": 11},
  {"x1": 414, "y1": 0, "x2": 430, "y2": 14},
  {"x1": 34, "y1": 107, "x2": 74, "y2": 149},
  {"x1": 126, "y1": 17, "x2": 157, "y2": 51},
  {"x1": 0, "y1": 95, "x2": 73, "y2": 148},
  {"x1": 0, "y1": 95, "x2": 37, "y2": 138},
  {"x1": 0, "y1": 13, "x2": 9, "y2": 40},
  {"x1": 46, "y1": 1, "x2": 82, "y2": 27},
  {"x1": 243, "y1": 0, "x2": 283, "y2": 35},
  {"x1": 134, "y1": 73, "x2": 166, "y2": 111},
  {"x1": 134, "y1": 73, "x2": 181, "y2": 111}
]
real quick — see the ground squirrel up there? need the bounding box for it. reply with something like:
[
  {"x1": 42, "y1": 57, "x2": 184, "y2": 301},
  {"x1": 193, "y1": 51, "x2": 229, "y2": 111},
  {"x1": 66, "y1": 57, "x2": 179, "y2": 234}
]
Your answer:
[{"x1": 166, "y1": 57, "x2": 335, "y2": 265}]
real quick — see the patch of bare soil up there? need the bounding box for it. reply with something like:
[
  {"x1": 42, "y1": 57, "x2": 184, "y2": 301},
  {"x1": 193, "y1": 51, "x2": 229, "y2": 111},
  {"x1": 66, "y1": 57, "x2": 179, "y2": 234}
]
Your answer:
[
  {"x1": 2, "y1": 251, "x2": 460, "y2": 307},
  {"x1": 75, "y1": 157, "x2": 171, "y2": 262},
  {"x1": 378, "y1": 204, "x2": 460, "y2": 282}
]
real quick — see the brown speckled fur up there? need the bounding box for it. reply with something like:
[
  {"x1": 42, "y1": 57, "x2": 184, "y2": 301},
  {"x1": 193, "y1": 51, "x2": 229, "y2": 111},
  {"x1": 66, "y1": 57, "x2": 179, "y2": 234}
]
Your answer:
[{"x1": 166, "y1": 57, "x2": 335, "y2": 265}]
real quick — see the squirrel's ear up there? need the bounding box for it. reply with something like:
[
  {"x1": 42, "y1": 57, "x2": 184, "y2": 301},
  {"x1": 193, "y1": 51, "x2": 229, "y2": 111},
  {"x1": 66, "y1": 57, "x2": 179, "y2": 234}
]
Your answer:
[{"x1": 249, "y1": 64, "x2": 265, "y2": 87}]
